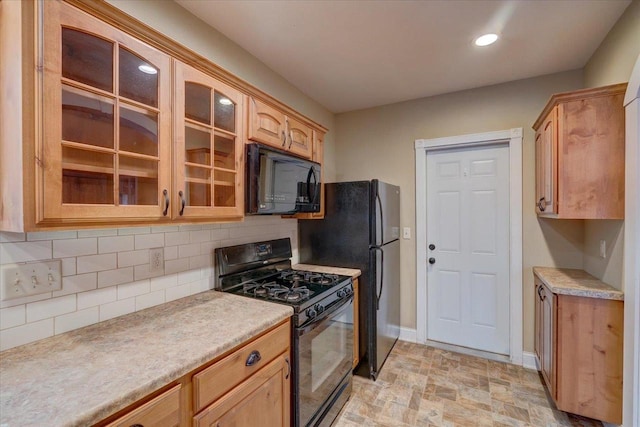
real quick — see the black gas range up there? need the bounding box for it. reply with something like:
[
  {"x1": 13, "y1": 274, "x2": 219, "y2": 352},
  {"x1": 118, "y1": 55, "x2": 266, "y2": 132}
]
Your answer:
[{"x1": 215, "y1": 238, "x2": 354, "y2": 427}]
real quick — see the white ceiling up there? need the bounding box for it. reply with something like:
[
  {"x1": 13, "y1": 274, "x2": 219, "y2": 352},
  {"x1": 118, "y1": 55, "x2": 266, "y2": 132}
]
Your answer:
[{"x1": 175, "y1": 0, "x2": 631, "y2": 113}]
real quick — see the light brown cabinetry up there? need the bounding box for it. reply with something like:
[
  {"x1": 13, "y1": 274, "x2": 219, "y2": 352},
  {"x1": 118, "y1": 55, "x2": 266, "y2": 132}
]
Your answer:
[
  {"x1": 248, "y1": 97, "x2": 313, "y2": 159},
  {"x1": 95, "y1": 319, "x2": 291, "y2": 427},
  {"x1": 104, "y1": 385, "x2": 181, "y2": 427},
  {"x1": 174, "y1": 61, "x2": 244, "y2": 220},
  {"x1": 533, "y1": 276, "x2": 623, "y2": 424},
  {"x1": 532, "y1": 84, "x2": 626, "y2": 219}
]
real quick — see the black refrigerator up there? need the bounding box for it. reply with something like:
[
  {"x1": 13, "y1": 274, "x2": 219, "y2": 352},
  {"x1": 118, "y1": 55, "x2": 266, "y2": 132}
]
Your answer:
[{"x1": 298, "y1": 180, "x2": 400, "y2": 380}]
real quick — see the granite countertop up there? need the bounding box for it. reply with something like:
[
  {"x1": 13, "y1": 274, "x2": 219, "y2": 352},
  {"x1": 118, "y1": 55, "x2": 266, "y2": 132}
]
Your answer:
[
  {"x1": 0, "y1": 291, "x2": 292, "y2": 427},
  {"x1": 293, "y1": 263, "x2": 362, "y2": 278},
  {"x1": 533, "y1": 267, "x2": 624, "y2": 301}
]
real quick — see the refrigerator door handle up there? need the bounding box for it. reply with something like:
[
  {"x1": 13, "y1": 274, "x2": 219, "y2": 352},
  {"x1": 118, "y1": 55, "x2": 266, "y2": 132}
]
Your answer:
[
  {"x1": 372, "y1": 246, "x2": 384, "y2": 310},
  {"x1": 376, "y1": 192, "x2": 384, "y2": 246}
]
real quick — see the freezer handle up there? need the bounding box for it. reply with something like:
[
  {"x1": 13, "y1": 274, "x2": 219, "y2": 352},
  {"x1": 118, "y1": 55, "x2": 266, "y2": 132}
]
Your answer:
[
  {"x1": 376, "y1": 191, "x2": 384, "y2": 246},
  {"x1": 372, "y1": 246, "x2": 384, "y2": 310}
]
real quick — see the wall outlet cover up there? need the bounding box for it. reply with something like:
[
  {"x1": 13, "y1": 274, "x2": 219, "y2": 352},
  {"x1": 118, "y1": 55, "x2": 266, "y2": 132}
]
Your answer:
[{"x1": 149, "y1": 247, "x2": 164, "y2": 273}]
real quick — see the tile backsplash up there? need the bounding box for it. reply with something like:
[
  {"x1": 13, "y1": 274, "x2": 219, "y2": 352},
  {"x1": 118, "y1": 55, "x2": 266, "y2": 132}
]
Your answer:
[{"x1": 0, "y1": 216, "x2": 298, "y2": 351}]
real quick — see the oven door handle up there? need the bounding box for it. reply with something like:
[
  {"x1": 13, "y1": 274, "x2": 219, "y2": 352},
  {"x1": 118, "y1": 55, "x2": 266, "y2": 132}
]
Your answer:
[{"x1": 296, "y1": 296, "x2": 353, "y2": 337}]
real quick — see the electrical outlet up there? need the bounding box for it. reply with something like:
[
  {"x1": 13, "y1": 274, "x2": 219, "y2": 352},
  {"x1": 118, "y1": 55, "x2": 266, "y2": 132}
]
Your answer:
[
  {"x1": 1, "y1": 260, "x2": 62, "y2": 300},
  {"x1": 149, "y1": 248, "x2": 164, "y2": 273},
  {"x1": 599, "y1": 240, "x2": 607, "y2": 258},
  {"x1": 403, "y1": 227, "x2": 411, "y2": 239}
]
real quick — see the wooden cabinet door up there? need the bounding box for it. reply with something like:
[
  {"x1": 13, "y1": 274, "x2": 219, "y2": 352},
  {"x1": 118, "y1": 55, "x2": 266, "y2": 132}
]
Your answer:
[
  {"x1": 534, "y1": 130, "x2": 545, "y2": 214},
  {"x1": 285, "y1": 116, "x2": 313, "y2": 159},
  {"x1": 539, "y1": 108, "x2": 557, "y2": 214},
  {"x1": 540, "y1": 284, "x2": 556, "y2": 397},
  {"x1": 534, "y1": 281, "x2": 542, "y2": 368},
  {"x1": 105, "y1": 385, "x2": 181, "y2": 427},
  {"x1": 41, "y1": 1, "x2": 172, "y2": 224},
  {"x1": 193, "y1": 354, "x2": 290, "y2": 427},
  {"x1": 174, "y1": 61, "x2": 244, "y2": 220},
  {"x1": 248, "y1": 97, "x2": 287, "y2": 149}
]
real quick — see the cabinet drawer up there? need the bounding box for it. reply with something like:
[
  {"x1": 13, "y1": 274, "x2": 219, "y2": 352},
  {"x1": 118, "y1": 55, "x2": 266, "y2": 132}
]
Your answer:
[
  {"x1": 105, "y1": 384, "x2": 181, "y2": 427},
  {"x1": 193, "y1": 321, "x2": 290, "y2": 413}
]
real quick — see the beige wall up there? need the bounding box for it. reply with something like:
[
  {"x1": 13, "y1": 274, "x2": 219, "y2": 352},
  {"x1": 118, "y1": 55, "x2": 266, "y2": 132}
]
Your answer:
[
  {"x1": 335, "y1": 70, "x2": 585, "y2": 352},
  {"x1": 581, "y1": 0, "x2": 639, "y2": 290},
  {"x1": 107, "y1": 0, "x2": 337, "y2": 181}
]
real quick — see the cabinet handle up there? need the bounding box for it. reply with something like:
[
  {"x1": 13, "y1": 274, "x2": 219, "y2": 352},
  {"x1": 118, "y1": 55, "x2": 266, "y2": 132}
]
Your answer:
[
  {"x1": 245, "y1": 350, "x2": 262, "y2": 366},
  {"x1": 281, "y1": 130, "x2": 287, "y2": 147},
  {"x1": 285, "y1": 357, "x2": 290, "y2": 379},
  {"x1": 130, "y1": 424, "x2": 143, "y2": 427},
  {"x1": 537, "y1": 285, "x2": 546, "y2": 301},
  {"x1": 162, "y1": 189, "x2": 169, "y2": 216},
  {"x1": 288, "y1": 131, "x2": 293, "y2": 149},
  {"x1": 538, "y1": 197, "x2": 546, "y2": 212},
  {"x1": 178, "y1": 191, "x2": 186, "y2": 216}
]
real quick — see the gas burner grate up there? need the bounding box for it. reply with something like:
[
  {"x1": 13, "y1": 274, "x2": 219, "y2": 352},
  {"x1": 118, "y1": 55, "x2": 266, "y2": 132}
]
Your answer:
[{"x1": 307, "y1": 273, "x2": 339, "y2": 285}]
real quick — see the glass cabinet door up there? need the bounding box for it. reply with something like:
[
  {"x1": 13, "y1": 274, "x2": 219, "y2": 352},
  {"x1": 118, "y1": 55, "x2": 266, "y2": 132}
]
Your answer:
[
  {"x1": 41, "y1": 1, "x2": 171, "y2": 223},
  {"x1": 174, "y1": 61, "x2": 243, "y2": 219}
]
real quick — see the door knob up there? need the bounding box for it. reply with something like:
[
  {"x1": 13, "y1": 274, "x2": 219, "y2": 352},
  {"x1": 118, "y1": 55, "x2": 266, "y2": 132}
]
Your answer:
[
  {"x1": 428, "y1": 258, "x2": 436, "y2": 265},
  {"x1": 428, "y1": 244, "x2": 436, "y2": 250}
]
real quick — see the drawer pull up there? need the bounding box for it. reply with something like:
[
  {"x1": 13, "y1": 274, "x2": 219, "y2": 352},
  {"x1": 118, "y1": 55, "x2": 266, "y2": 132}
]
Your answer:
[
  {"x1": 130, "y1": 424, "x2": 143, "y2": 427},
  {"x1": 285, "y1": 357, "x2": 290, "y2": 379},
  {"x1": 245, "y1": 350, "x2": 262, "y2": 366}
]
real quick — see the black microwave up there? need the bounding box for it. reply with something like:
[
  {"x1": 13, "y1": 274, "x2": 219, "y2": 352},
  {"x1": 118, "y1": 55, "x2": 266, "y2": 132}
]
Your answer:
[{"x1": 246, "y1": 144, "x2": 321, "y2": 214}]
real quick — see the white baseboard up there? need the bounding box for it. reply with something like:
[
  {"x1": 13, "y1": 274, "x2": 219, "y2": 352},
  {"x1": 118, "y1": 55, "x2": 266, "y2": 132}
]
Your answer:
[
  {"x1": 398, "y1": 327, "x2": 417, "y2": 343},
  {"x1": 522, "y1": 351, "x2": 539, "y2": 370}
]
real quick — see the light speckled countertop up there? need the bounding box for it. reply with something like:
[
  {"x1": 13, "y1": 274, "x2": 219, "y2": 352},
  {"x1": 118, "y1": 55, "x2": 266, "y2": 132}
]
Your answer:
[
  {"x1": 533, "y1": 267, "x2": 624, "y2": 300},
  {"x1": 0, "y1": 291, "x2": 292, "y2": 427},
  {"x1": 293, "y1": 264, "x2": 361, "y2": 278}
]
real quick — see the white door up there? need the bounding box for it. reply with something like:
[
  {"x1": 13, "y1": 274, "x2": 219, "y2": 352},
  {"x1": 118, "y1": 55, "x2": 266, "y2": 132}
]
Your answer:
[{"x1": 426, "y1": 144, "x2": 510, "y2": 355}]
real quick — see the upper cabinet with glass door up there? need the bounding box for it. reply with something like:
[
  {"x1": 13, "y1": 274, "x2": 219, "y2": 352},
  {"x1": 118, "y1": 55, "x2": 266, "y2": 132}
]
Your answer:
[
  {"x1": 41, "y1": 1, "x2": 172, "y2": 224},
  {"x1": 174, "y1": 62, "x2": 244, "y2": 220}
]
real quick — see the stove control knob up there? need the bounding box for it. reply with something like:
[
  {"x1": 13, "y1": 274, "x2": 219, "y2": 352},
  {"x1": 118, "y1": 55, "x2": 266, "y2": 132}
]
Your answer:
[
  {"x1": 344, "y1": 287, "x2": 353, "y2": 296},
  {"x1": 337, "y1": 289, "x2": 346, "y2": 298},
  {"x1": 314, "y1": 303, "x2": 324, "y2": 314},
  {"x1": 306, "y1": 308, "x2": 317, "y2": 319}
]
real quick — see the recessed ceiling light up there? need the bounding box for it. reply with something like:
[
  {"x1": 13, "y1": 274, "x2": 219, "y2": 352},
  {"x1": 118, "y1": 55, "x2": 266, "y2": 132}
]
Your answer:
[
  {"x1": 474, "y1": 33, "x2": 498, "y2": 47},
  {"x1": 138, "y1": 64, "x2": 157, "y2": 74},
  {"x1": 219, "y1": 97, "x2": 233, "y2": 105}
]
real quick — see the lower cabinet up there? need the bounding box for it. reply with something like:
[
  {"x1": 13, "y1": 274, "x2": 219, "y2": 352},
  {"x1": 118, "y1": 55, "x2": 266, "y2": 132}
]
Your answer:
[
  {"x1": 533, "y1": 277, "x2": 623, "y2": 424},
  {"x1": 94, "y1": 319, "x2": 291, "y2": 427}
]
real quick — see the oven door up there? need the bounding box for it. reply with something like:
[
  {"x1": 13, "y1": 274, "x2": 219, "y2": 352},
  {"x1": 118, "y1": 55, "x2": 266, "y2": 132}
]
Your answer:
[{"x1": 296, "y1": 297, "x2": 354, "y2": 427}]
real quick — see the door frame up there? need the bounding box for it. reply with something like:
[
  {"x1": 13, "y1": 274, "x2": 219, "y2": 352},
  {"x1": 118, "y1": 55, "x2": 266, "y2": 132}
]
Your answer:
[{"x1": 415, "y1": 128, "x2": 523, "y2": 365}]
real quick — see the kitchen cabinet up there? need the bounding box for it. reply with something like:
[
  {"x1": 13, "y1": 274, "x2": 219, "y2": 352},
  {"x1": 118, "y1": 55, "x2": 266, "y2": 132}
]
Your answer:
[
  {"x1": 0, "y1": 0, "x2": 327, "y2": 231},
  {"x1": 174, "y1": 61, "x2": 244, "y2": 220},
  {"x1": 248, "y1": 97, "x2": 313, "y2": 159},
  {"x1": 104, "y1": 385, "x2": 181, "y2": 427},
  {"x1": 532, "y1": 83, "x2": 626, "y2": 219},
  {"x1": 533, "y1": 275, "x2": 623, "y2": 424}
]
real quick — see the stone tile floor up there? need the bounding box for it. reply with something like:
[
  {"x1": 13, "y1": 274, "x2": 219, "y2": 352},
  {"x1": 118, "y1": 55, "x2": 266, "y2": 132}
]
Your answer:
[{"x1": 334, "y1": 340, "x2": 603, "y2": 427}]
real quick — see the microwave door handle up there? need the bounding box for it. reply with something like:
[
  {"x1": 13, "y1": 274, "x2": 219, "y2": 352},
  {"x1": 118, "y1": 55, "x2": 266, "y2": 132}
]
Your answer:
[{"x1": 305, "y1": 166, "x2": 315, "y2": 204}]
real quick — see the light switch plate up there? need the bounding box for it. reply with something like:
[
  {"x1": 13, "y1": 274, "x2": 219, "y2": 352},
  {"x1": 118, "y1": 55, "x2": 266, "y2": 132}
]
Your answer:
[{"x1": 1, "y1": 260, "x2": 62, "y2": 301}]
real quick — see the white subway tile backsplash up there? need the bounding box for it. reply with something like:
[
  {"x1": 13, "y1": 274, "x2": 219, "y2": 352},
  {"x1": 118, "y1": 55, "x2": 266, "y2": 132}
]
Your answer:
[
  {"x1": 164, "y1": 258, "x2": 190, "y2": 275},
  {"x1": 164, "y1": 246, "x2": 178, "y2": 261},
  {"x1": 150, "y1": 274, "x2": 177, "y2": 292},
  {"x1": 55, "y1": 307, "x2": 99, "y2": 334},
  {"x1": 135, "y1": 290, "x2": 165, "y2": 311},
  {"x1": 0, "y1": 240, "x2": 52, "y2": 263},
  {"x1": 117, "y1": 280, "x2": 150, "y2": 300},
  {"x1": 134, "y1": 233, "x2": 164, "y2": 250},
  {"x1": 178, "y1": 243, "x2": 200, "y2": 258},
  {"x1": 99, "y1": 298, "x2": 135, "y2": 321},
  {"x1": 118, "y1": 227, "x2": 151, "y2": 236},
  {"x1": 53, "y1": 238, "x2": 97, "y2": 258},
  {"x1": 77, "y1": 228, "x2": 118, "y2": 238},
  {"x1": 28, "y1": 231, "x2": 77, "y2": 241},
  {"x1": 61, "y1": 257, "x2": 77, "y2": 277},
  {"x1": 55, "y1": 273, "x2": 97, "y2": 297},
  {"x1": 78, "y1": 287, "x2": 117, "y2": 310},
  {"x1": 165, "y1": 284, "x2": 192, "y2": 302},
  {"x1": 0, "y1": 232, "x2": 26, "y2": 243},
  {"x1": 98, "y1": 236, "x2": 134, "y2": 254},
  {"x1": 117, "y1": 249, "x2": 149, "y2": 268},
  {"x1": 77, "y1": 253, "x2": 117, "y2": 274},
  {"x1": 165, "y1": 231, "x2": 190, "y2": 246},
  {"x1": 0, "y1": 305, "x2": 26, "y2": 330},
  {"x1": 26, "y1": 295, "x2": 76, "y2": 322},
  {"x1": 98, "y1": 267, "x2": 134, "y2": 288},
  {"x1": 0, "y1": 319, "x2": 53, "y2": 351},
  {"x1": 178, "y1": 269, "x2": 201, "y2": 285},
  {"x1": 0, "y1": 216, "x2": 298, "y2": 350}
]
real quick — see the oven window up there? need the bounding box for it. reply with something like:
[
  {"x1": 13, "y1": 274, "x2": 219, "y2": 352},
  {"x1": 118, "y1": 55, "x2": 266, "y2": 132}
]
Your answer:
[{"x1": 298, "y1": 299, "x2": 353, "y2": 426}]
